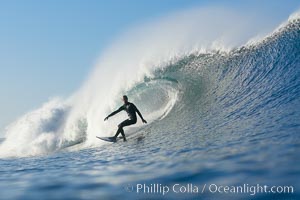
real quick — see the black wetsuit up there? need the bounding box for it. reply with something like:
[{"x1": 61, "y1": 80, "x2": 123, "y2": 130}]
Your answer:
[
  {"x1": 106, "y1": 102, "x2": 144, "y2": 140},
  {"x1": 117, "y1": 102, "x2": 138, "y2": 128}
]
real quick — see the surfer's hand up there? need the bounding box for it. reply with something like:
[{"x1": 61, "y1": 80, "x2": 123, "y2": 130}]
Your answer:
[
  {"x1": 142, "y1": 119, "x2": 147, "y2": 124},
  {"x1": 104, "y1": 117, "x2": 109, "y2": 121}
]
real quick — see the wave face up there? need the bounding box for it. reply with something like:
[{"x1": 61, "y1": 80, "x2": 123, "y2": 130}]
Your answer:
[
  {"x1": 126, "y1": 16, "x2": 300, "y2": 162},
  {"x1": 148, "y1": 17, "x2": 300, "y2": 150},
  {"x1": 0, "y1": 8, "x2": 299, "y2": 158}
]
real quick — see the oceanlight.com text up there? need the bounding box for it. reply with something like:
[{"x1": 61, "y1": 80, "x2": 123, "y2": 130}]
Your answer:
[{"x1": 124, "y1": 183, "x2": 294, "y2": 196}]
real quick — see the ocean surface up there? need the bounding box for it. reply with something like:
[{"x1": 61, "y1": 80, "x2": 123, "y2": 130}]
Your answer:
[{"x1": 0, "y1": 10, "x2": 300, "y2": 200}]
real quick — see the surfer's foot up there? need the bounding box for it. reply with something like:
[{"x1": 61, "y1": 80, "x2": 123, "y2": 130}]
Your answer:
[
  {"x1": 111, "y1": 136, "x2": 117, "y2": 142},
  {"x1": 123, "y1": 138, "x2": 127, "y2": 142}
]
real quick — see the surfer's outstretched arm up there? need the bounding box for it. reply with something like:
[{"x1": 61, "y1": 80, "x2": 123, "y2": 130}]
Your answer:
[
  {"x1": 135, "y1": 105, "x2": 147, "y2": 123},
  {"x1": 104, "y1": 107, "x2": 123, "y2": 121}
]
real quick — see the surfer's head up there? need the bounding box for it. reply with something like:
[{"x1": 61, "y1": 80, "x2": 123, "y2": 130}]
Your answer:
[{"x1": 122, "y1": 95, "x2": 128, "y2": 103}]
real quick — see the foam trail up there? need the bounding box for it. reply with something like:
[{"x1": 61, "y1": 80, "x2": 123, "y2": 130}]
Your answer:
[{"x1": 0, "y1": 6, "x2": 292, "y2": 157}]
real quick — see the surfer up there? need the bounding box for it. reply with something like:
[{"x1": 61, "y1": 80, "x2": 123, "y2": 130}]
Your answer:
[{"x1": 104, "y1": 95, "x2": 147, "y2": 141}]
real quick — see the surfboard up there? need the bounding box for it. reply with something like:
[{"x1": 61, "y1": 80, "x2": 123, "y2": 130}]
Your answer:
[{"x1": 96, "y1": 136, "x2": 117, "y2": 142}]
